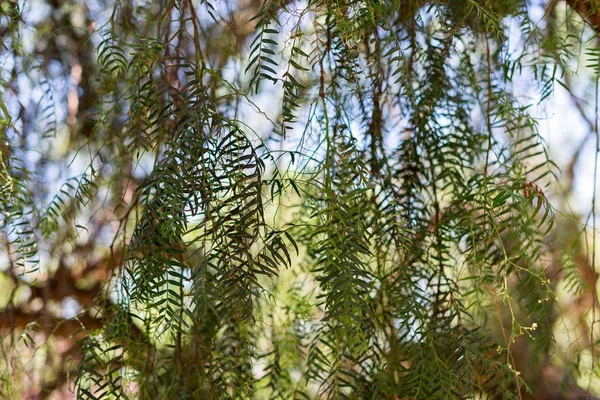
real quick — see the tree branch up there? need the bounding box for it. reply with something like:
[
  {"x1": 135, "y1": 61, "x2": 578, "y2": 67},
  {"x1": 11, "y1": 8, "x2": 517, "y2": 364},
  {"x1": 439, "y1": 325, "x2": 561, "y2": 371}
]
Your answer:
[{"x1": 567, "y1": 0, "x2": 600, "y2": 34}]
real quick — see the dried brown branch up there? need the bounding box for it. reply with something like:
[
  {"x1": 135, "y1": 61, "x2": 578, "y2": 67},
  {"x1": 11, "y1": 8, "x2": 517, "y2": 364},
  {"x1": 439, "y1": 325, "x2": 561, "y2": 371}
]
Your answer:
[
  {"x1": 0, "y1": 309, "x2": 101, "y2": 337},
  {"x1": 567, "y1": 0, "x2": 600, "y2": 34}
]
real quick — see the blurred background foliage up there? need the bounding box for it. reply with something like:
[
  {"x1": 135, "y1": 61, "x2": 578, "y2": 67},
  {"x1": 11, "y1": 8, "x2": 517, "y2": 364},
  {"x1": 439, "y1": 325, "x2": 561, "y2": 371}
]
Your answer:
[{"x1": 2, "y1": 0, "x2": 600, "y2": 399}]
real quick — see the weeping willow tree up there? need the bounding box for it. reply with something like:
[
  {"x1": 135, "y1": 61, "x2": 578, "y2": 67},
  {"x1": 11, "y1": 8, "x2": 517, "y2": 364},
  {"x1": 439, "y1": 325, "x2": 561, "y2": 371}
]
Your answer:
[{"x1": 2, "y1": 0, "x2": 600, "y2": 398}]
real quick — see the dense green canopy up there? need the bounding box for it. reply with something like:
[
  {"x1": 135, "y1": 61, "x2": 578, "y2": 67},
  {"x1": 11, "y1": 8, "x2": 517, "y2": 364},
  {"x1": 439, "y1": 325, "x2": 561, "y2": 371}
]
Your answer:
[{"x1": 2, "y1": 0, "x2": 600, "y2": 399}]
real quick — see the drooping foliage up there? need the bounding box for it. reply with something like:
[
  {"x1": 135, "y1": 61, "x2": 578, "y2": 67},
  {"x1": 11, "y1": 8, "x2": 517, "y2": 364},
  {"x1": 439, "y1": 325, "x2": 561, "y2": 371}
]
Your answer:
[{"x1": 2, "y1": 0, "x2": 600, "y2": 399}]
